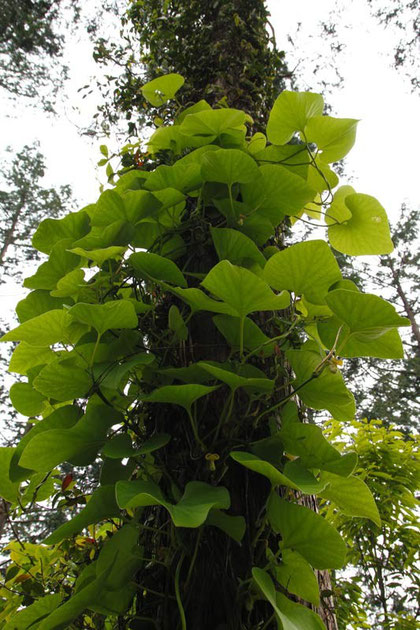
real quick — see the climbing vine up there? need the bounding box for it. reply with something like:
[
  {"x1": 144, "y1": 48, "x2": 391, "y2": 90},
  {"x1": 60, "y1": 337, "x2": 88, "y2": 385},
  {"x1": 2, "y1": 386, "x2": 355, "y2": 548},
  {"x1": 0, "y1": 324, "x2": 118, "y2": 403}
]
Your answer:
[{"x1": 0, "y1": 76, "x2": 409, "y2": 629}]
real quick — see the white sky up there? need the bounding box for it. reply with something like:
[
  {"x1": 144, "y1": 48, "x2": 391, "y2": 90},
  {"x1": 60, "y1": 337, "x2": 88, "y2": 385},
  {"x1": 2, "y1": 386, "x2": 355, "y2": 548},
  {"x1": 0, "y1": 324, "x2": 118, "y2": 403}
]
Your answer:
[{"x1": 0, "y1": 0, "x2": 419, "y2": 313}]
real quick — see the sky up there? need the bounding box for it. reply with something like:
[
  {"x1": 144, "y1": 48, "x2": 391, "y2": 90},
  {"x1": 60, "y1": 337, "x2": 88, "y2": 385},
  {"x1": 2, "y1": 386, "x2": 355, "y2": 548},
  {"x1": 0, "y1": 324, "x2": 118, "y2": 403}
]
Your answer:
[{"x1": 1, "y1": 0, "x2": 419, "y2": 313}]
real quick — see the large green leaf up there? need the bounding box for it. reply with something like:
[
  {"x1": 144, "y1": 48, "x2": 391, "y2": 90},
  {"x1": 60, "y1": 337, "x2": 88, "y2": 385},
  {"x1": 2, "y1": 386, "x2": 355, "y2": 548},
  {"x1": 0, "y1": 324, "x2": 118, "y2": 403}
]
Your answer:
[
  {"x1": 252, "y1": 567, "x2": 325, "y2": 630},
  {"x1": 263, "y1": 240, "x2": 342, "y2": 304},
  {"x1": 116, "y1": 480, "x2": 230, "y2": 527},
  {"x1": 69, "y1": 300, "x2": 138, "y2": 336},
  {"x1": 180, "y1": 108, "x2": 246, "y2": 141},
  {"x1": 144, "y1": 161, "x2": 202, "y2": 194},
  {"x1": 202, "y1": 260, "x2": 289, "y2": 318},
  {"x1": 24, "y1": 239, "x2": 81, "y2": 290},
  {"x1": 275, "y1": 549, "x2": 320, "y2": 606},
  {"x1": 45, "y1": 485, "x2": 120, "y2": 544},
  {"x1": 268, "y1": 494, "x2": 347, "y2": 569},
  {"x1": 326, "y1": 289, "x2": 410, "y2": 340},
  {"x1": 327, "y1": 188, "x2": 394, "y2": 255},
  {"x1": 201, "y1": 149, "x2": 259, "y2": 185},
  {"x1": 241, "y1": 164, "x2": 316, "y2": 225},
  {"x1": 32, "y1": 211, "x2": 90, "y2": 254},
  {"x1": 9, "y1": 382, "x2": 47, "y2": 416},
  {"x1": 286, "y1": 348, "x2": 356, "y2": 422},
  {"x1": 129, "y1": 251, "x2": 187, "y2": 287},
  {"x1": 266, "y1": 91, "x2": 324, "y2": 144},
  {"x1": 1, "y1": 309, "x2": 70, "y2": 346},
  {"x1": 198, "y1": 362, "x2": 274, "y2": 393},
  {"x1": 320, "y1": 472, "x2": 381, "y2": 526},
  {"x1": 279, "y1": 423, "x2": 357, "y2": 477},
  {"x1": 230, "y1": 451, "x2": 323, "y2": 494},
  {"x1": 4, "y1": 593, "x2": 64, "y2": 630},
  {"x1": 10, "y1": 405, "x2": 81, "y2": 482},
  {"x1": 169, "y1": 286, "x2": 238, "y2": 316},
  {"x1": 50, "y1": 268, "x2": 86, "y2": 299},
  {"x1": 210, "y1": 227, "x2": 266, "y2": 267},
  {"x1": 19, "y1": 404, "x2": 120, "y2": 471},
  {"x1": 305, "y1": 115, "x2": 358, "y2": 162},
  {"x1": 213, "y1": 314, "x2": 275, "y2": 356},
  {"x1": 141, "y1": 73, "x2": 184, "y2": 106},
  {"x1": 9, "y1": 341, "x2": 56, "y2": 375},
  {"x1": 142, "y1": 384, "x2": 219, "y2": 413},
  {"x1": 15, "y1": 289, "x2": 66, "y2": 323},
  {"x1": 318, "y1": 320, "x2": 405, "y2": 359},
  {"x1": 33, "y1": 359, "x2": 92, "y2": 401},
  {"x1": 90, "y1": 189, "x2": 160, "y2": 228}
]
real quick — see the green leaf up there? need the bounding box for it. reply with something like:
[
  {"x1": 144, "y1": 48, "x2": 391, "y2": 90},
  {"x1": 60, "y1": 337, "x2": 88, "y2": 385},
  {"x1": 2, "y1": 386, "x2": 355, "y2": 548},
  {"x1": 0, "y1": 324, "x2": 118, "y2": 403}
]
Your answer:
[
  {"x1": 142, "y1": 384, "x2": 218, "y2": 413},
  {"x1": 90, "y1": 189, "x2": 160, "y2": 228},
  {"x1": 201, "y1": 149, "x2": 259, "y2": 185},
  {"x1": 275, "y1": 549, "x2": 320, "y2": 606},
  {"x1": 286, "y1": 348, "x2": 356, "y2": 422},
  {"x1": 50, "y1": 268, "x2": 86, "y2": 298},
  {"x1": 275, "y1": 593, "x2": 326, "y2": 630},
  {"x1": 15, "y1": 289, "x2": 66, "y2": 323},
  {"x1": 327, "y1": 188, "x2": 394, "y2": 255},
  {"x1": 141, "y1": 73, "x2": 184, "y2": 106},
  {"x1": 116, "y1": 479, "x2": 230, "y2": 527},
  {"x1": 45, "y1": 485, "x2": 120, "y2": 544},
  {"x1": 169, "y1": 286, "x2": 238, "y2": 316},
  {"x1": 180, "y1": 108, "x2": 246, "y2": 142},
  {"x1": 69, "y1": 300, "x2": 138, "y2": 336},
  {"x1": 33, "y1": 360, "x2": 92, "y2": 401},
  {"x1": 19, "y1": 404, "x2": 119, "y2": 471},
  {"x1": 326, "y1": 290, "x2": 410, "y2": 340},
  {"x1": 320, "y1": 472, "x2": 381, "y2": 526},
  {"x1": 305, "y1": 115, "x2": 358, "y2": 162},
  {"x1": 24, "y1": 239, "x2": 81, "y2": 290},
  {"x1": 252, "y1": 567, "x2": 325, "y2": 630},
  {"x1": 32, "y1": 211, "x2": 90, "y2": 254},
  {"x1": 144, "y1": 161, "x2": 202, "y2": 194},
  {"x1": 279, "y1": 423, "x2": 357, "y2": 477},
  {"x1": 9, "y1": 342, "x2": 55, "y2": 375},
  {"x1": 168, "y1": 305, "x2": 188, "y2": 341},
  {"x1": 202, "y1": 260, "x2": 289, "y2": 318},
  {"x1": 205, "y1": 510, "x2": 246, "y2": 542},
  {"x1": 198, "y1": 362, "x2": 274, "y2": 393},
  {"x1": 213, "y1": 314, "x2": 275, "y2": 356},
  {"x1": 9, "y1": 382, "x2": 47, "y2": 416},
  {"x1": 0, "y1": 448, "x2": 20, "y2": 502},
  {"x1": 1, "y1": 309, "x2": 69, "y2": 345},
  {"x1": 4, "y1": 593, "x2": 64, "y2": 630},
  {"x1": 241, "y1": 164, "x2": 316, "y2": 225},
  {"x1": 268, "y1": 494, "x2": 347, "y2": 569},
  {"x1": 264, "y1": 240, "x2": 342, "y2": 304},
  {"x1": 230, "y1": 451, "x2": 323, "y2": 494},
  {"x1": 130, "y1": 251, "x2": 187, "y2": 287},
  {"x1": 211, "y1": 227, "x2": 266, "y2": 267},
  {"x1": 266, "y1": 91, "x2": 324, "y2": 144},
  {"x1": 68, "y1": 246, "x2": 126, "y2": 266}
]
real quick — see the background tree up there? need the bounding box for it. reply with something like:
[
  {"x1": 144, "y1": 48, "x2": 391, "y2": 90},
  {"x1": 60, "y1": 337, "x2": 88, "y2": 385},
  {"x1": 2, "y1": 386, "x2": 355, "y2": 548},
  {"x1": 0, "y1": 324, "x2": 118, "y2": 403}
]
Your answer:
[{"x1": 323, "y1": 418, "x2": 419, "y2": 629}]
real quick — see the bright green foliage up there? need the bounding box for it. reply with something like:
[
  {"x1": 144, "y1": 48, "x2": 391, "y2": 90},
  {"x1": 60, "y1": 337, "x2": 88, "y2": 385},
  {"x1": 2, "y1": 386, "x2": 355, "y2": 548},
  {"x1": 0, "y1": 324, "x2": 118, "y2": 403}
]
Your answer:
[
  {"x1": 322, "y1": 419, "x2": 420, "y2": 630},
  {"x1": 0, "y1": 81, "x2": 407, "y2": 629}
]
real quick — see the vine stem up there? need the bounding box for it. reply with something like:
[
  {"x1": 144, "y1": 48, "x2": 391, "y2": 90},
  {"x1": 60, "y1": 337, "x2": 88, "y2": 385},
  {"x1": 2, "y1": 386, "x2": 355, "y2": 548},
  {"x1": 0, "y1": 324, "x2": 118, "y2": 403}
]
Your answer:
[{"x1": 175, "y1": 552, "x2": 187, "y2": 630}]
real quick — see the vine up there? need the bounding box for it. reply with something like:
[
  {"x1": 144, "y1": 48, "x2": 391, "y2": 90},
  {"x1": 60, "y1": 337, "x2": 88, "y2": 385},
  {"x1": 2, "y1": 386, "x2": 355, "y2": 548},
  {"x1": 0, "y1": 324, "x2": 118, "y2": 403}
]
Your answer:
[{"x1": 0, "y1": 76, "x2": 410, "y2": 629}]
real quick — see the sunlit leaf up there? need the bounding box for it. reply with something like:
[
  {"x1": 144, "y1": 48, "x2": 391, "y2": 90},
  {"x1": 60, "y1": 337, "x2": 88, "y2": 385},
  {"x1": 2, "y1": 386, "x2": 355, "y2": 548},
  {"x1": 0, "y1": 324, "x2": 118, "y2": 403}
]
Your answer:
[
  {"x1": 264, "y1": 240, "x2": 342, "y2": 304},
  {"x1": 266, "y1": 91, "x2": 324, "y2": 144},
  {"x1": 141, "y1": 73, "x2": 184, "y2": 106}
]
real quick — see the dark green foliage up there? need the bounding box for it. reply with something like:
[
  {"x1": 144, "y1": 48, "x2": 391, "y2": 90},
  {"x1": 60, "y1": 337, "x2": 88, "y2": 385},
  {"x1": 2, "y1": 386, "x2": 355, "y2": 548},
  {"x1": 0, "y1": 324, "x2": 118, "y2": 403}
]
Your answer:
[{"x1": 93, "y1": 0, "x2": 289, "y2": 137}]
